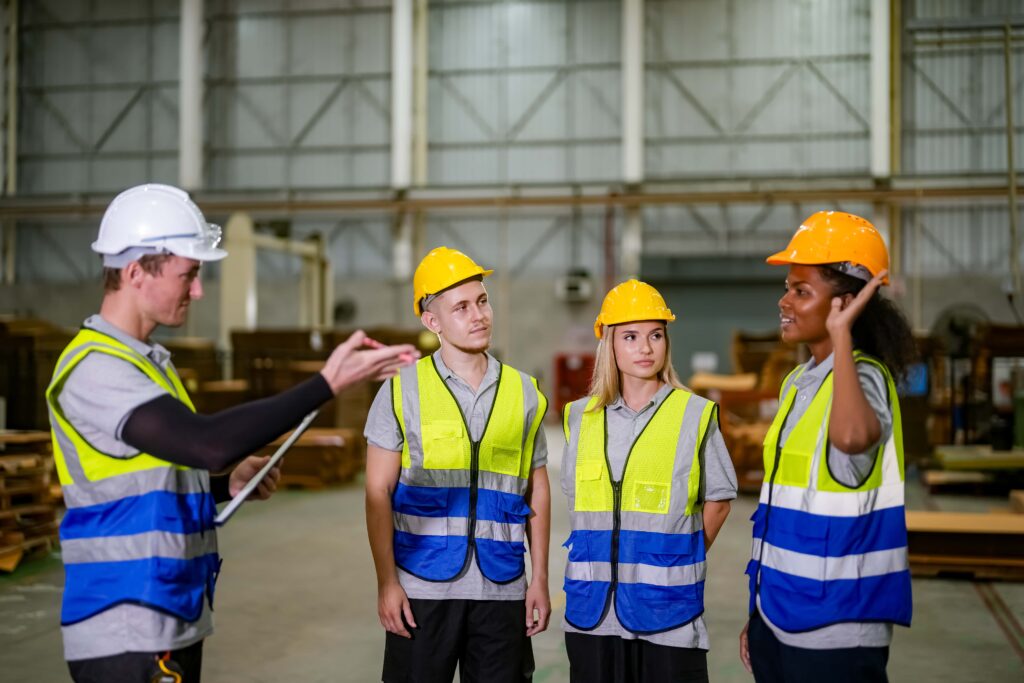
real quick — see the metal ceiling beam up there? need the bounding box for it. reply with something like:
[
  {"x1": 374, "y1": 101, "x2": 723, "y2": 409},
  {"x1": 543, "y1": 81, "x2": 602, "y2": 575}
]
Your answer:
[{"x1": 2, "y1": 184, "x2": 1023, "y2": 220}]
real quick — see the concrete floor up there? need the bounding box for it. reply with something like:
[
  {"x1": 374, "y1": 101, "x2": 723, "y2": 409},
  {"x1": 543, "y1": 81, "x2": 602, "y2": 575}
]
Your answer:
[{"x1": 2, "y1": 425, "x2": 1023, "y2": 682}]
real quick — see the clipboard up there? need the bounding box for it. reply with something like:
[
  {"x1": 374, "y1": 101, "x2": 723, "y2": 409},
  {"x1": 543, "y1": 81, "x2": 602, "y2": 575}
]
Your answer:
[{"x1": 214, "y1": 410, "x2": 319, "y2": 526}]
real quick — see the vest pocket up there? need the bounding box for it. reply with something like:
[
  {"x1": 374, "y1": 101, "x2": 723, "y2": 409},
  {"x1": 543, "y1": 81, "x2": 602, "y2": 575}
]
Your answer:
[
  {"x1": 628, "y1": 480, "x2": 670, "y2": 514},
  {"x1": 563, "y1": 530, "x2": 593, "y2": 582},
  {"x1": 483, "y1": 443, "x2": 522, "y2": 477},
  {"x1": 421, "y1": 420, "x2": 468, "y2": 470},
  {"x1": 392, "y1": 485, "x2": 450, "y2": 546}
]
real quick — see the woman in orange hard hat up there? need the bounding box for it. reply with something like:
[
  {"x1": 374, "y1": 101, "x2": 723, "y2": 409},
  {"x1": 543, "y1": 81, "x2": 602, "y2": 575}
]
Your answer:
[
  {"x1": 560, "y1": 279, "x2": 737, "y2": 683},
  {"x1": 740, "y1": 211, "x2": 916, "y2": 683}
]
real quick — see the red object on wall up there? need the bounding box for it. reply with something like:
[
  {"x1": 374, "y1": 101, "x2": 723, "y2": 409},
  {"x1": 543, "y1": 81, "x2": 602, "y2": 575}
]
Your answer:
[{"x1": 553, "y1": 352, "x2": 596, "y2": 419}]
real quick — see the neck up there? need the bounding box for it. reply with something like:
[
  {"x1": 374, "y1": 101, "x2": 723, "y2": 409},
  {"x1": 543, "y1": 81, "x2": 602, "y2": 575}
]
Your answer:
[
  {"x1": 439, "y1": 342, "x2": 489, "y2": 391},
  {"x1": 99, "y1": 294, "x2": 156, "y2": 342},
  {"x1": 807, "y1": 336, "x2": 834, "y2": 365},
  {"x1": 619, "y1": 373, "x2": 663, "y2": 412}
]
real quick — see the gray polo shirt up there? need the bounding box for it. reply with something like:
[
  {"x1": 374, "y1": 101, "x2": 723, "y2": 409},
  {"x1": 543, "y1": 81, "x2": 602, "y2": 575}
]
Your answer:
[
  {"x1": 364, "y1": 350, "x2": 548, "y2": 601},
  {"x1": 56, "y1": 315, "x2": 214, "y2": 661},
  {"x1": 560, "y1": 383, "x2": 738, "y2": 651},
  {"x1": 757, "y1": 352, "x2": 895, "y2": 649}
]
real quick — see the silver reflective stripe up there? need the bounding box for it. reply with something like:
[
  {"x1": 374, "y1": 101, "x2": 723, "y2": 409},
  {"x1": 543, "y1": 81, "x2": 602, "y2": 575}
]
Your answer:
[
  {"x1": 758, "y1": 481, "x2": 904, "y2": 517},
  {"x1": 63, "y1": 468, "x2": 210, "y2": 508},
  {"x1": 397, "y1": 363, "x2": 424, "y2": 467},
  {"x1": 478, "y1": 471, "x2": 528, "y2": 496},
  {"x1": 475, "y1": 519, "x2": 525, "y2": 543},
  {"x1": 393, "y1": 513, "x2": 468, "y2": 537},
  {"x1": 398, "y1": 468, "x2": 471, "y2": 489},
  {"x1": 569, "y1": 511, "x2": 616, "y2": 531},
  {"x1": 51, "y1": 420, "x2": 88, "y2": 484},
  {"x1": 753, "y1": 538, "x2": 909, "y2": 581},
  {"x1": 620, "y1": 511, "x2": 703, "y2": 535},
  {"x1": 61, "y1": 530, "x2": 219, "y2": 564},
  {"x1": 564, "y1": 560, "x2": 706, "y2": 587}
]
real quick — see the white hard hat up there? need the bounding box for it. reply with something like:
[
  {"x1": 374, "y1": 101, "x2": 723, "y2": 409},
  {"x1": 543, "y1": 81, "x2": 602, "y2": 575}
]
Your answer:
[{"x1": 92, "y1": 184, "x2": 227, "y2": 264}]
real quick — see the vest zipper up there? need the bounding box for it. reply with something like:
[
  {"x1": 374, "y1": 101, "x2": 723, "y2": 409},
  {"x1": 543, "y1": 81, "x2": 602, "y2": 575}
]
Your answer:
[
  {"x1": 468, "y1": 441, "x2": 480, "y2": 550},
  {"x1": 609, "y1": 479, "x2": 622, "y2": 591}
]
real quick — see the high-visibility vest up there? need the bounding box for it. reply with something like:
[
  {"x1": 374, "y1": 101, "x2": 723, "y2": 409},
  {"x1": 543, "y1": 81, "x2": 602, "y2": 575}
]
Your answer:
[
  {"x1": 390, "y1": 356, "x2": 547, "y2": 583},
  {"x1": 562, "y1": 389, "x2": 716, "y2": 634},
  {"x1": 746, "y1": 352, "x2": 912, "y2": 632},
  {"x1": 46, "y1": 328, "x2": 220, "y2": 626}
]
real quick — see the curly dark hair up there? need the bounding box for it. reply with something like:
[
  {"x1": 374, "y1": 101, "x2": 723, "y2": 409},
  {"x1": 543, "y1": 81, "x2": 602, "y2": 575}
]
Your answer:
[{"x1": 818, "y1": 267, "x2": 918, "y2": 381}]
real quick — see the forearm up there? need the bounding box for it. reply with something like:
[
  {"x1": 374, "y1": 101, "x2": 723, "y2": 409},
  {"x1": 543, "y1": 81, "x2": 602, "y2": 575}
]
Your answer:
[
  {"x1": 122, "y1": 374, "x2": 333, "y2": 472},
  {"x1": 829, "y1": 334, "x2": 881, "y2": 453},
  {"x1": 526, "y1": 467, "x2": 551, "y2": 583},
  {"x1": 702, "y1": 500, "x2": 731, "y2": 550},
  {"x1": 366, "y1": 489, "x2": 401, "y2": 588}
]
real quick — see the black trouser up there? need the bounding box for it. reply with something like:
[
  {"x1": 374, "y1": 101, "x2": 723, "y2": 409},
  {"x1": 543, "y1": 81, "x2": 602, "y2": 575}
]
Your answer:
[
  {"x1": 564, "y1": 632, "x2": 708, "y2": 683},
  {"x1": 67, "y1": 640, "x2": 203, "y2": 683},
  {"x1": 382, "y1": 598, "x2": 534, "y2": 683},
  {"x1": 748, "y1": 611, "x2": 889, "y2": 683}
]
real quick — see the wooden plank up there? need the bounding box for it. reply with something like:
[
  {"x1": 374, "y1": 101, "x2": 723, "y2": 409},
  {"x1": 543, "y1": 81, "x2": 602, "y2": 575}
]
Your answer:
[
  {"x1": 0, "y1": 430, "x2": 51, "y2": 446},
  {"x1": 909, "y1": 554, "x2": 1024, "y2": 581},
  {"x1": 905, "y1": 511, "x2": 1024, "y2": 534},
  {"x1": 933, "y1": 444, "x2": 1024, "y2": 471},
  {"x1": 1011, "y1": 490, "x2": 1024, "y2": 514},
  {"x1": 921, "y1": 470, "x2": 994, "y2": 486}
]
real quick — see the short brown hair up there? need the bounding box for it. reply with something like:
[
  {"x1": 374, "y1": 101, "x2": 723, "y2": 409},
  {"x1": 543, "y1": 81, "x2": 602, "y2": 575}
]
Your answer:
[{"x1": 102, "y1": 253, "x2": 173, "y2": 291}]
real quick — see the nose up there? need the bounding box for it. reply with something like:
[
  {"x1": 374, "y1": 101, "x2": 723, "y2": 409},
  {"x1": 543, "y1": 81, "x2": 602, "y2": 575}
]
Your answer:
[
  {"x1": 778, "y1": 291, "x2": 790, "y2": 310},
  {"x1": 190, "y1": 276, "x2": 204, "y2": 300}
]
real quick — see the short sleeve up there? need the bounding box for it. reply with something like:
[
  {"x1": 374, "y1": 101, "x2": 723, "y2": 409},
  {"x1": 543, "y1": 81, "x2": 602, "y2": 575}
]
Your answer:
[
  {"x1": 826, "y1": 362, "x2": 893, "y2": 488},
  {"x1": 363, "y1": 379, "x2": 405, "y2": 452},
  {"x1": 530, "y1": 423, "x2": 548, "y2": 469},
  {"x1": 701, "y1": 417, "x2": 738, "y2": 502},
  {"x1": 57, "y1": 353, "x2": 169, "y2": 458}
]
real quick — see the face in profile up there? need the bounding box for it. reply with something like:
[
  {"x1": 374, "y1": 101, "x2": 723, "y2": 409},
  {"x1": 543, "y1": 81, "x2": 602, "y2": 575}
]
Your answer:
[
  {"x1": 612, "y1": 320, "x2": 667, "y2": 382},
  {"x1": 133, "y1": 255, "x2": 203, "y2": 329},
  {"x1": 778, "y1": 264, "x2": 836, "y2": 345},
  {"x1": 421, "y1": 279, "x2": 492, "y2": 353}
]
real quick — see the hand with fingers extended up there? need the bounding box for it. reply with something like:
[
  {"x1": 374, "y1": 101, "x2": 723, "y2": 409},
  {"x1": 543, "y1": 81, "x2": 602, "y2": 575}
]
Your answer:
[
  {"x1": 320, "y1": 330, "x2": 420, "y2": 394},
  {"x1": 826, "y1": 269, "x2": 888, "y2": 340},
  {"x1": 378, "y1": 580, "x2": 417, "y2": 638},
  {"x1": 525, "y1": 580, "x2": 551, "y2": 637}
]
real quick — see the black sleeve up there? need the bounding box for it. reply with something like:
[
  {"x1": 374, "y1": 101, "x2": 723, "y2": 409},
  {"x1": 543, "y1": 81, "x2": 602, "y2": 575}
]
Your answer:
[
  {"x1": 121, "y1": 374, "x2": 334, "y2": 472},
  {"x1": 210, "y1": 475, "x2": 232, "y2": 503}
]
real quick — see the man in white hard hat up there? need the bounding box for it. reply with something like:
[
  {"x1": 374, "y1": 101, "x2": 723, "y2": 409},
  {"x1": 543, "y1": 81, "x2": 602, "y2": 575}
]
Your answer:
[{"x1": 46, "y1": 183, "x2": 419, "y2": 682}]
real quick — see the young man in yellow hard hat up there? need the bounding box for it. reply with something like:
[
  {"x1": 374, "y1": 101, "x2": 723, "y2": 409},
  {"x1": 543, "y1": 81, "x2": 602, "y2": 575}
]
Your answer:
[
  {"x1": 364, "y1": 246, "x2": 551, "y2": 683},
  {"x1": 48, "y1": 184, "x2": 418, "y2": 681}
]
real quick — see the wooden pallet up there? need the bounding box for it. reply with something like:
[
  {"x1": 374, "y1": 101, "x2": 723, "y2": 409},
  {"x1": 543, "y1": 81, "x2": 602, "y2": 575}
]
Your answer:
[
  {"x1": 909, "y1": 554, "x2": 1024, "y2": 581},
  {"x1": 906, "y1": 511, "x2": 1024, "y2": 582}
]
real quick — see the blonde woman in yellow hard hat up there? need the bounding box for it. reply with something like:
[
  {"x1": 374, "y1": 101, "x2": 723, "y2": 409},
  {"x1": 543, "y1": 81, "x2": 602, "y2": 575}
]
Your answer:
[
  {"x1": 560, "y1": 279, "x2": 737, "y2": 683},
  {"x1": 364, "y1": 247, "x2": 551, "y2": 683},
  {"x1": 740, "y1": 211, "x2": 916, "y2": 683}
]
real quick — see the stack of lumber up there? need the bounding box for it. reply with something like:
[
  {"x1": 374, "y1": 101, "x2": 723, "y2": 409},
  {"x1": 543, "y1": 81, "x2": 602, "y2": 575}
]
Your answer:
[
  {"x1": 933, "y1": 444, "x2": 1024, "y2": 471},
  {"x1": 0, "y1": 431, "x2": 60, "y2": 572},
  {"x1": 256, "y1": 427, "x2": 366, "y2": 490},
  {"x1": 0, "y1": 317, "x2": 74, "y2": 430},
  {"x1": 906, "y1": 511, "x2": 1024, "y2": 580}
]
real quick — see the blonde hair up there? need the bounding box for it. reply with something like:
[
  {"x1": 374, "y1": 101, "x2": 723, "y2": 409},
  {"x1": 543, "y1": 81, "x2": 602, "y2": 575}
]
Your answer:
[{"x1": 586, "y1": 323, "x2": 686, "y2": 412}]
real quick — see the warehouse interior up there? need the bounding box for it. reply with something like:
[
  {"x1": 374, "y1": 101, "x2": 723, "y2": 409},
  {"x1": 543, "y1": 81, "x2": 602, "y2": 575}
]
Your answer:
[{"x1": 0, "y1": 0, "x2": 1023, "y2": 681}]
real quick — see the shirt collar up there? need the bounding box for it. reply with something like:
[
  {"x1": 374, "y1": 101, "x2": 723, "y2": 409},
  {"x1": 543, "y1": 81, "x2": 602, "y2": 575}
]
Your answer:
[
  {"x1": 608, "y1": 382, "x2": 674, "y2": 415},
  {"x1": 431, "y1": 349, "x2": 500, "y2": 391},
  {"x1": 795, "y1": 352, "x2": 835, "y2": 387},
  {"x1": 84, "y1": 314, "x2": 171, "y2": 367}
]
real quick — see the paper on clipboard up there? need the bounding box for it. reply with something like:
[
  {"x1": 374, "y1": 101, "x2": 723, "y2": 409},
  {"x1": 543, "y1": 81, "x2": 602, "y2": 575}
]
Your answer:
[{"x1": 214, "y1": 410, "x2": 319, "y2": 526}]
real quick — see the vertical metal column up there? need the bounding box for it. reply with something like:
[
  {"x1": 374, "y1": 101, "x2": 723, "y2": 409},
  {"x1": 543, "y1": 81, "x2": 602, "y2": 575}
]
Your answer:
[
  {"x1": 621, "y1": 0, "x2": 644, "y2": 279},
  {"x1": 870, "y1": 0, "x2": 891, "y2": 179},
  {"x1": 1005, "y1": 22, "x2": 1021, "y2": 296},
  {"x1": 179, "y1": 0, "x2": 204, "y2": 191},
  {"x1": 2, "y1": 0, "x2": 17, "y2": 285},
  {"x1": 391, "y1": 0, "x2": 414, "y2": 321}
]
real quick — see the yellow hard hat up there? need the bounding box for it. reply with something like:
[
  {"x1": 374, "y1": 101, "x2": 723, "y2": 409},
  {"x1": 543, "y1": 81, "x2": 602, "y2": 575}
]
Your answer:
[
  {"x1": 413, "y1": 246, "x2": 493, "y2": 316},
  {"x1": 766, "y1": 211, "x2": 890, "y2": 284},
  {"x1": 594, "y1": 279, "x2": 675, "y2": 339}
]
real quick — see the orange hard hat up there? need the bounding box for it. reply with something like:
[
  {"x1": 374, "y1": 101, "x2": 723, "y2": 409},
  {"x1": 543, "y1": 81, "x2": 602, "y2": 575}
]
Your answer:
[
  {"x1": 594, "y1": 279, "x2": 675, "y2": 339},
  {"x1": 766, "y1": 211, "x2": 890, "y2": 284}
]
